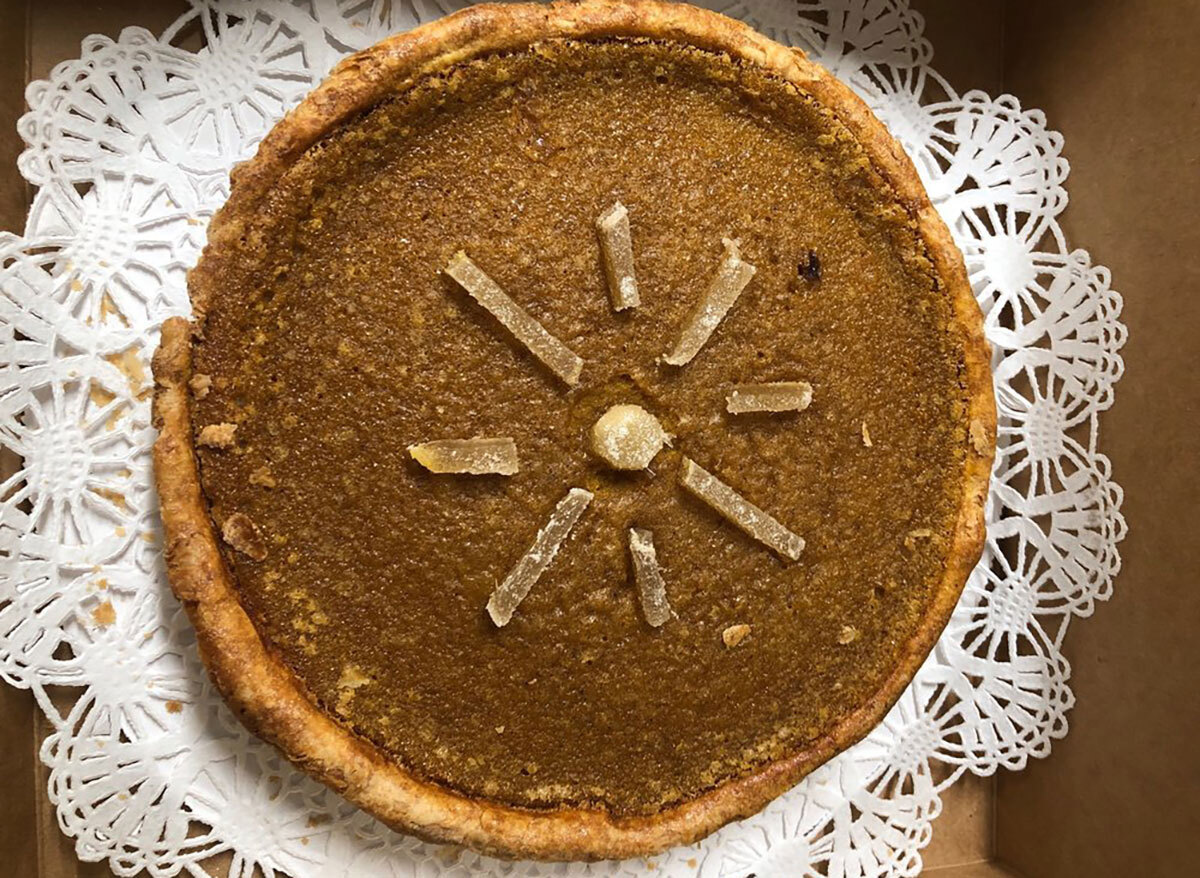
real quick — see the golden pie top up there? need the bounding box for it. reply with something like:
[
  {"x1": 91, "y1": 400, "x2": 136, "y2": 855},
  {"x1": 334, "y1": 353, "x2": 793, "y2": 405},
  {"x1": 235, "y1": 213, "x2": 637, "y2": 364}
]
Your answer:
[{"x1": 154, "y1": 0, "x2": 994, "y2": 860}]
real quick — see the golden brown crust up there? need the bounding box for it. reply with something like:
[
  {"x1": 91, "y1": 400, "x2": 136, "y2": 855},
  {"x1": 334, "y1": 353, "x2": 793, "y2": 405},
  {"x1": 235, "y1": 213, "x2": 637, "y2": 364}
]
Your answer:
[{"x1": 156, "y1": 0, "x2": 996, "y2": 860}]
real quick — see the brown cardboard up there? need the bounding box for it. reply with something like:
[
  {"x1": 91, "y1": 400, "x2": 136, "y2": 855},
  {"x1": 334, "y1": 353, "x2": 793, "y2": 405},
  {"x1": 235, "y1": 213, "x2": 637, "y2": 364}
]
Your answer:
[
  {"x1": 0, "y1": 0, "x2": 37, "y2": 866},
  {"x1": 1, "y1": 1, "x2": 1194, "y2": 875},
  {"x1": 0, "y1": 0, "x2": 28, "y2": 234},
  {"x1": 994, "y1": 2, "x2": 1200, "y2": 876}
]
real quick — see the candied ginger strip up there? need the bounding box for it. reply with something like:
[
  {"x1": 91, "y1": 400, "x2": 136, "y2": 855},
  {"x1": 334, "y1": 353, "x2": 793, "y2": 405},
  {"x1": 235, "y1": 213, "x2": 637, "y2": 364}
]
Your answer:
[
  {"x1": 445, "y1": 252, "x2": 584, "y2": 387},
  {"x1": 487, "y1": 487, "x2": 594, "y2": 626},
  {"x1": 628, "y1": 527, "x2": 672, "y2": 627},
  {"x1": 678, "y1": 457, "x2": 804, "y2": 561},
  {"x1": 596, "y1": 202, "x2": 639, "y2": 311},
  {"x1": 726, "y1": 381, "x2": 813, "y2": 414},
  {"x1": 408, "y1": 438, "x2": 518, "y2": 475},
  {"x1": 663, "y1": 238, "x2": 756, "y2": 366}
]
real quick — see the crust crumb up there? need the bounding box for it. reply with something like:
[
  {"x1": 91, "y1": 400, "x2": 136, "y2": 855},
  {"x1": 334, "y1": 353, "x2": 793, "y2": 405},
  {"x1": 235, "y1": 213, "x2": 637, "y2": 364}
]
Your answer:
[
  {"x1": 91, "y1": 486, "x2": 129, "y2": 513},
  {"x1": 105, "y1": 347, "x2": 147, "y2": 395},
  {"x1": 189, "y1": 373, "x2": 212, "y2": 400},
  {"x1": 198, "y1": 422, "x2": 237, "y2": 449},
  {"x1": 221, "y1": 512, "x2": 267, "y2": 561},
  {"x1": 250, "y1": 465, "x2": 277, "y2": 488},
  {"x1": 837, "y1": 625, "x2": 859, "y2": 645},
  {"x1": 335, "y1": 664, "x2": 371, "y2": 713},
  {"x1": 969, "y1": 418, "x2": 990, "y2": 455},
  {"x1": 722, "y1": 623, "x2": 751, "y2": 648},
  {"x1": 99, "y1": 291, "x2": 128, "y2": 326},
  {"x1": 91, "y1": 600, "x2": 116, "y2": 627},
  {"x1": 338, "y1": 665, "x2": 370, "y2": 689},
  {"x1": 904, "y1": 528, "x2": 934, "y2": 551}
]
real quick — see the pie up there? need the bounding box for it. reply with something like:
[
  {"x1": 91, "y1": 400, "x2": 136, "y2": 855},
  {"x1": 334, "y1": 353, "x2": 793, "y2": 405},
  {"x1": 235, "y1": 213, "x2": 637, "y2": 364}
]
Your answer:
[{"x1": 152, "y1": 0, "x2": 995, "y2": 861}]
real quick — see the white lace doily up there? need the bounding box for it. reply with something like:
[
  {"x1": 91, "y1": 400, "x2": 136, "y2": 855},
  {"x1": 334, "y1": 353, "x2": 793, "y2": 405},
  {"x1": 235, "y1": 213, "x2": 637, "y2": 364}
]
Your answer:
[{"x1": 0, "y1": 1, "x2": 1127, "y2": 876}]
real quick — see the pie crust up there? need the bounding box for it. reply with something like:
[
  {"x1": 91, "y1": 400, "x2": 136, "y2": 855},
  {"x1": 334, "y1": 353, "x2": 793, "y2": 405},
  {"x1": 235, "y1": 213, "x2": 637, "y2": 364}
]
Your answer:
[{"x1": 153, "y1": 0, "x2": 996, "y2": 860}]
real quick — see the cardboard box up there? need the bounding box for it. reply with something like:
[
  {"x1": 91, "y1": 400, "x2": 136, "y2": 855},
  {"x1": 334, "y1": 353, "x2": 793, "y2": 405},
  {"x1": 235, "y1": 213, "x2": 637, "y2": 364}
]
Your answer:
[{"x1": 2, "y1": 1, "x2": 1196, "y2": 875}]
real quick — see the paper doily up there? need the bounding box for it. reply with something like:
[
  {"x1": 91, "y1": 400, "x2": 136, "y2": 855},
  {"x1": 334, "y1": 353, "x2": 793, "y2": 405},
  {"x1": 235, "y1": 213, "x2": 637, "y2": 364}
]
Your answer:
[{"x1": 0, "y1": 1, "x2": 1126, "y2": 876}]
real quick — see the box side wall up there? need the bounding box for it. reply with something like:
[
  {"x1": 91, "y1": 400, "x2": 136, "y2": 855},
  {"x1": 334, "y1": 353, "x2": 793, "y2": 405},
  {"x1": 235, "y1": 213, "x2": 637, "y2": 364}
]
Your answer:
[{"x1": 996, "y1": 2, "x2": 1200, "y2": 876}]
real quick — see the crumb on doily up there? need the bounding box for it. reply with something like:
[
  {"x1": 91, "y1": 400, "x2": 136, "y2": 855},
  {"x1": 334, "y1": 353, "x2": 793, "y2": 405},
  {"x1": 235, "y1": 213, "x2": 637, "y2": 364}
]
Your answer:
[{"x1": 91, "y1": 600, "x2": 116, "y2": 627}]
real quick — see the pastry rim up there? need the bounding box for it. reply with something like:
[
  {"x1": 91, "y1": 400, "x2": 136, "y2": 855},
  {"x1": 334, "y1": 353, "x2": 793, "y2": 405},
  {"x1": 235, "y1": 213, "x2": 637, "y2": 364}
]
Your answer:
[{"x1": 152, "y1": 0, "x2": 997, "y2": 861}]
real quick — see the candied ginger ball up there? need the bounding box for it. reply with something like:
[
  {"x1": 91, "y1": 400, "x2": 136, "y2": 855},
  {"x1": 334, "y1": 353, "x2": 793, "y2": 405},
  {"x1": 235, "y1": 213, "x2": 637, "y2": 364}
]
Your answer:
[{"x1": 590, "y1": 404, "x2": 667, "y2": 471}]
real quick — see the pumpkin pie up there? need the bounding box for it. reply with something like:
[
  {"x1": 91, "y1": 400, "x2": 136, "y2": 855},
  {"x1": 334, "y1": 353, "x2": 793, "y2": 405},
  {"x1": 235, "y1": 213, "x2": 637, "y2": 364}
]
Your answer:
[{"x1": 153, "y1": 0, "x2": 995, "y2": 860}]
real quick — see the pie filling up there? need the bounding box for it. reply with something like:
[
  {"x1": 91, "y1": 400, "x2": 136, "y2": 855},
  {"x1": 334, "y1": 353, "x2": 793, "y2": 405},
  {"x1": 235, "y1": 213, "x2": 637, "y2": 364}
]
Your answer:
[{"x1": 190, "y1": 38, "x2": 970, "y2": 816}]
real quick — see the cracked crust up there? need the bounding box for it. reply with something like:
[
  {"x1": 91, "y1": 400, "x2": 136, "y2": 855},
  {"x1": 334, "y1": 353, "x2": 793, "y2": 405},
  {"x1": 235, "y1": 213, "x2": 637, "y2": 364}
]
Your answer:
[{"x1": 153, "y1": 0, "x2": 996, "y2": 860}]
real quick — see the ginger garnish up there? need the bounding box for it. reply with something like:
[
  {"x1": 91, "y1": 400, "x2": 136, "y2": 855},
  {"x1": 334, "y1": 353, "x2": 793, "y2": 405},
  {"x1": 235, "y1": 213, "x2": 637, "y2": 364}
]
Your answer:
[
  {"x1": 628, "y1": 527, "x2": 672, "y2": 627},
  {"x1": 726, "y1": 381, "x2": 813, "y2": 414},
  {"x1": 409, "y1": 438, "x2": 519, "y2": 476},
  {"x1": 663, "y1": 238, "x2": 756, "y2": 366},
  {"x1": 679, "y1": 457, "x2": 804, "y2": 562},
  {"x1": 445, "y1": 251, "x2": 584, "y2": 387},
  {"x1": 590, "y1": 404, "x2": 668, "y2": 471},
  {"x1": 596, "y1": 202, "x2": 639, "y2": 311},
  {"x1": 487, "y1": 488, "x2": 594, "y2": 626}
]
